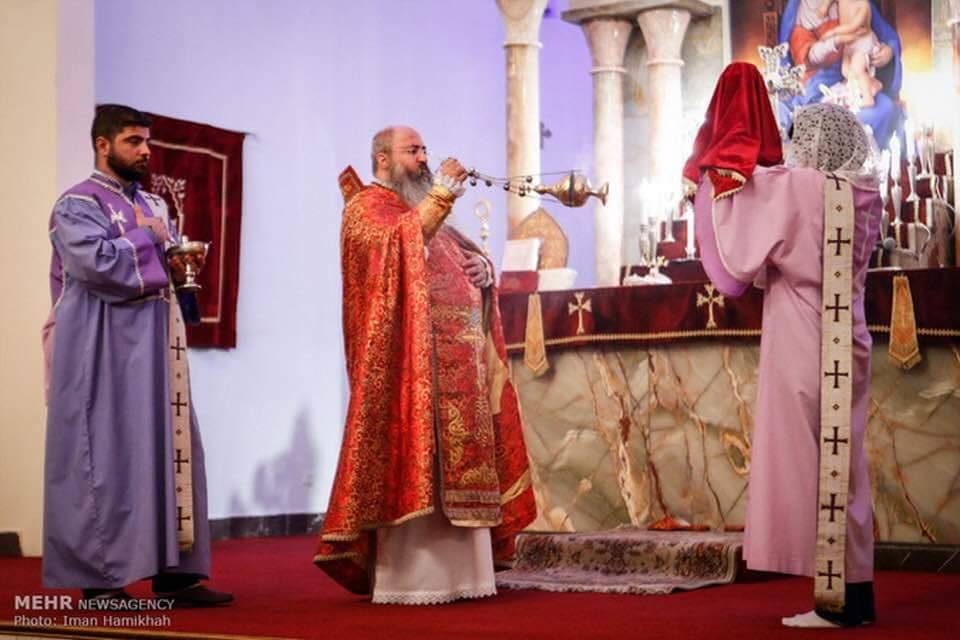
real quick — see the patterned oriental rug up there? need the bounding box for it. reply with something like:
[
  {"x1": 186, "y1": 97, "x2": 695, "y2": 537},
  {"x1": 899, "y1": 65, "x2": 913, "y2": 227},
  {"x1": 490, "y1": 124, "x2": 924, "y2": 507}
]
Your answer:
[{"x1": 496, "y1": 529, "x2": 743, "y2": 595}]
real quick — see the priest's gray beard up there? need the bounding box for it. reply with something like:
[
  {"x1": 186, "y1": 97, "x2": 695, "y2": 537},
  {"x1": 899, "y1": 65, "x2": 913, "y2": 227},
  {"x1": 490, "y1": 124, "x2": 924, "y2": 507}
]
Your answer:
[
  {"x1": 390, "y1": 162, "x2": 432, "y2": 208},
  {"x1": 389, "y1": 163, "x2": 461, "y2": 231}
]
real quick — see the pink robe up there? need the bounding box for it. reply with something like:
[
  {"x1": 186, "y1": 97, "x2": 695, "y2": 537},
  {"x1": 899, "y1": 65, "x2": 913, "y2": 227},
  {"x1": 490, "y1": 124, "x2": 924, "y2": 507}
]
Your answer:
[{"x1": 695, "y1": 165, "x2": 882, "y2": 582}]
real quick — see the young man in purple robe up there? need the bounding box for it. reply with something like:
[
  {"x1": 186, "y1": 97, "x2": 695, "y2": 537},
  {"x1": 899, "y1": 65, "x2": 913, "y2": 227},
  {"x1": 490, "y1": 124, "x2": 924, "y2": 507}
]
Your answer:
[{"x1": 42, "y1": 104, "x2": 232, "y2": 607}]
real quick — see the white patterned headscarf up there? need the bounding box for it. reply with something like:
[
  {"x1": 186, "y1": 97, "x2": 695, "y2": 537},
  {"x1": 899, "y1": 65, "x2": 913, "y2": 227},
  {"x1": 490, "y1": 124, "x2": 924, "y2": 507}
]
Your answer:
[{"x1": 787, "y1": 103, "x2": 872, "y2": 176}]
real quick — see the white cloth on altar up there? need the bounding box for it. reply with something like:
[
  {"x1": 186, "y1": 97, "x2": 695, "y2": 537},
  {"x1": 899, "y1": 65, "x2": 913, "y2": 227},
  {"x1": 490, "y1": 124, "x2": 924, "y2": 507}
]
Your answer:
[{"x1": 371, "y1": 508, "x2": 496, "y2": 605}]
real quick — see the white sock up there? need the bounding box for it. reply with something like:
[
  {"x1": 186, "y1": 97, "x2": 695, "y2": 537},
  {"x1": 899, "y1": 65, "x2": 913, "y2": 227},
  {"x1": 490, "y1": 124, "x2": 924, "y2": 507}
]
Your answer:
[{"x1": 781, "y1": 610, "x2": 842, "y2": 628}]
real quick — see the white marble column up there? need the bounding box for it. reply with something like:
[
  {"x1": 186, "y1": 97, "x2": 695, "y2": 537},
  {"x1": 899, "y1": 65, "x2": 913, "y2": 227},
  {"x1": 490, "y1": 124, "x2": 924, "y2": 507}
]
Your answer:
[
  {"x1": 636, "y1": 8, "x2": 692, "y2": 182},
  {"x1": 497, "y1": 0, "x2": 547, "y2": 236},
  {"x1": 951, "y1": 0, "x2": 960, "y2": 90},
  {"x1": 951, "y1": 0, "x2": 960, "y2": 225},
  {"x1": 0, "y1": 0, "x2": 94, "y2": 557},
  {"x1": 581, "y1": 19, "x2": 632, "y2": 285}
]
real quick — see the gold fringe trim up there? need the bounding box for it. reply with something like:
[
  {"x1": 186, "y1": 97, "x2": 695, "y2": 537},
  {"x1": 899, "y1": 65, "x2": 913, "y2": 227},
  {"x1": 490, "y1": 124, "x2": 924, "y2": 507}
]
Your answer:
[
  {"x1": 444, "y1": 489, "x2": 501, "y2": 503},
  {"x1": 312, "y1": 551, "x2": 362, "y2": 562},
  {"x1": 506, "y1": 328, "x2": 762, "y2": 351},
  {"x1": 713, "y1": 168, "x2": 747, "y2": 182},
  {"x1": 447, "y1": 517, "x2": 502, "y2": 527},
  {"x1": 866, "y1": 325, "x2": 960, "y2": 337},
  {"x1": 523, "y1": 292, "x2": 549, "y2": 376},
  {"x1": 888, "y1": 274, "x2": 922, "y2": 370},
  {"x1": 712, "y1": 183, "x2": 746, "y2": 201},
  {"x1": 709, "y1": 168, "x2": 748, "y2": 201}
]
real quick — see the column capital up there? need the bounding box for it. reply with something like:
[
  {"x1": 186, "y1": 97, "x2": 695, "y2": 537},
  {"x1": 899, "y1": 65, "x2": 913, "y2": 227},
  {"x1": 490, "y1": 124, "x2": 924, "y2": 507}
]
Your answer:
[
  {"x1": 563, "y1": 0, "x2": 711, "y2": 25},
  {"x1": 497, "y1": 0, "x2": 548, "y2": 47},
  {"x1": 581, "y1": 18, "x2": 633, "y2": 72},
  {"x1": 636, "y1": 7, "x2": 692, "y2": 66}
]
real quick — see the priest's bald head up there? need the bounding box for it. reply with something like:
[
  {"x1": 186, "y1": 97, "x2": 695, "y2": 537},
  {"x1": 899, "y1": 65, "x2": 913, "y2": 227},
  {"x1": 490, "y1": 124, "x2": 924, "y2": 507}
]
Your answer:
[{"x1": 371, "y1": 125, "x2": 433, "y2": 206}]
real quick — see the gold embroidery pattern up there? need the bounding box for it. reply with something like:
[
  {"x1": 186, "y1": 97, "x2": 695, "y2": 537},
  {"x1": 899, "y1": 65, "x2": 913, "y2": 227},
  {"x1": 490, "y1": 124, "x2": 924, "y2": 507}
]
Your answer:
[
  {"x1": 427, "y1": 229, "x2": 503, "y2": 515},
  {"x1": 444, "y1": 399, "x2": 469, "y2": 467},
  {"x1": 416, "y1": 185, "x2": 456, "y2": 240},
  {"x1": 323, "y1": 186, "x2": 435, "y2": 538},
  {"x1": 458, "y1": 463, "x2": 500, "y2": 489},
  {"x1": 445, "y1": 489, "x2": 502, "y2": 504}
]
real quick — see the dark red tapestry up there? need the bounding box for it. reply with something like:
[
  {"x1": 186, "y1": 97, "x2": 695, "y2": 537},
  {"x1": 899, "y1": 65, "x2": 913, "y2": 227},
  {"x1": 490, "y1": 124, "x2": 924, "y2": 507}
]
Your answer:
[{"x1": 144, "y1": 113, "x2": 245, "y2": 348}]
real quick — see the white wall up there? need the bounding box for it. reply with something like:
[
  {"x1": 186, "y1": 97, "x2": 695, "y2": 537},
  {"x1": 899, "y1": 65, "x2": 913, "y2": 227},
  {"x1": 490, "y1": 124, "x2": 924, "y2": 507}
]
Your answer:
[
  {"x1": 95, "y1": 0, "x2": 594, "y2": 519},
  {"x1": 0, "y1": 0, "x2": 94, "y2": 556}
]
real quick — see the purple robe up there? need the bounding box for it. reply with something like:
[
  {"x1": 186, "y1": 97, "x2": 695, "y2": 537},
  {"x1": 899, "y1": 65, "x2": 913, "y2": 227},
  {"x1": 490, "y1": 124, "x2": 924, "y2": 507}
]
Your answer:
[
  {"x1": 43, "y1": 171, "x2": 210, "y2": 588},
  {"x1": 695, "y1": 165, "x2": 881, "y2": 582}
]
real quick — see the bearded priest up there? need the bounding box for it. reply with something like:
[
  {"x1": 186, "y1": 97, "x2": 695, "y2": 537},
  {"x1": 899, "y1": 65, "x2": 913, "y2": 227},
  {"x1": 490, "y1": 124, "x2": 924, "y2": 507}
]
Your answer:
[{"x1": 313, "y1": 126, "x2": 537, "y2": 605}]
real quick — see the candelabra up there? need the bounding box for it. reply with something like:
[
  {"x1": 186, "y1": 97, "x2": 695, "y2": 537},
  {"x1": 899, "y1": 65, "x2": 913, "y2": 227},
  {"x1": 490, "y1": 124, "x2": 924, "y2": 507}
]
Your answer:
[
  {"x1": 880, "y1": 124, "x2": 957, "y2": 268},
  {"x1": 889, "y1": 134, "x2": 904, "y2": 246}
]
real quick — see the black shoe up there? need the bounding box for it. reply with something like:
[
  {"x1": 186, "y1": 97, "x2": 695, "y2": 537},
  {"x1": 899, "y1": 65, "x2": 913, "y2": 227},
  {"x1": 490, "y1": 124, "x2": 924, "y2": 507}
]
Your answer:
[
  {"x1": 155, "y1": 583, "x2": 234, "y2": 608},
  {"x1": 151, "y1": 572, "x2": 204, "y2": 593},
  {"x1": 815, "y1": 581, "x2": 875, "y2": 627},
  {"x1": 81, "y1": 588, "x2": 133, "y2": 602},
  {"x1": 848, "y1": 581, "x2": 875, "y2": 625}
]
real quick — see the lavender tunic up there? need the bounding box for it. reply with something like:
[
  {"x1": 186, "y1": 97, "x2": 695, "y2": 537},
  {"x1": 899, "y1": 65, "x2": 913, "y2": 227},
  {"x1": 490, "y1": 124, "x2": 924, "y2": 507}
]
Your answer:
[
  {"x1": 695, "y1": 165, "x2": 881, "y2": 582},
  {"x1": 43, "y1": 172, "x2": 210, "y2": 588}
]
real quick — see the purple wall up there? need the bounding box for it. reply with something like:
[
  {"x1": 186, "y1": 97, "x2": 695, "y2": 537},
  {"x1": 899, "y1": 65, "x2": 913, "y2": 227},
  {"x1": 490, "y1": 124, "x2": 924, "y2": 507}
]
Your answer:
[{"x1": 95, "y1": 0, "x2": 594, "y2": 518}]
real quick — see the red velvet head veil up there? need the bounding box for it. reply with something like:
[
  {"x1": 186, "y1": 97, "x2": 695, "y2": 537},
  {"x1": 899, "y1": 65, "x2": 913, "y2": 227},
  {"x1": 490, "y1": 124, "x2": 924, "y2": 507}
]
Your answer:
[{"x1": 682, "y1": 62, "x2": 783, "y2": 200}]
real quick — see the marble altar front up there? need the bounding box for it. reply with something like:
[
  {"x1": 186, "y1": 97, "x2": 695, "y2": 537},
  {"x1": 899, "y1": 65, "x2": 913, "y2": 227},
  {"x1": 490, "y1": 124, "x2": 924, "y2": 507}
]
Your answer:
[{"x1": 502, "y1": 272, "x2": 960, "y2": 546}]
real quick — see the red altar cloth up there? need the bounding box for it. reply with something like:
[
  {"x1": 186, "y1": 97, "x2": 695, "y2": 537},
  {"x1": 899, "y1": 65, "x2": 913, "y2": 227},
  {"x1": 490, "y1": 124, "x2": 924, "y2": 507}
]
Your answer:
[{"x1": 499, "y1": 267, "x2": 960, "y2": 354}]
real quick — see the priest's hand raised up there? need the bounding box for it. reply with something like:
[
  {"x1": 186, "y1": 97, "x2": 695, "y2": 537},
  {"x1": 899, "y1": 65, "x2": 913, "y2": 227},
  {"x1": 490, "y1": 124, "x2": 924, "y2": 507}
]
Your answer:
[
  {"x1": 436, "y1": 158, "x2": 468, "y2": 186},
  {"x1": 418, "y1": 158, "x2": 468, "y2": 241}
]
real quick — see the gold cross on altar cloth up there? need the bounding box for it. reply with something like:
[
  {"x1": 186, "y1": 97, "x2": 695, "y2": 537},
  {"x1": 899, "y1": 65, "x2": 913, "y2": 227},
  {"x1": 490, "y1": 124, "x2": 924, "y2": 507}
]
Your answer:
[
  {"x1": 696, "y1": 283, "x2": 725, "y2": 329},
  {"x1": 568, "y1": 292, "x2": 592, "y2": 335}
]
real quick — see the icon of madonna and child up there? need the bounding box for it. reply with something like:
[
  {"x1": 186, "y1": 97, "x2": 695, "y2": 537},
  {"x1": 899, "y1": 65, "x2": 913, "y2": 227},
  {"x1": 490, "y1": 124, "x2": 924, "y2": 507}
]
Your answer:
[{"x1": 748, "y1": 0, "x2": 908, "y2": 147}]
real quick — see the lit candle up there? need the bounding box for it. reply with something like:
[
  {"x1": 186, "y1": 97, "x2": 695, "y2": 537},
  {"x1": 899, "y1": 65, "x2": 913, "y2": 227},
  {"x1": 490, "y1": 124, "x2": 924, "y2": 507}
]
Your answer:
[
  {"x1": 684, "y1": 200, "x2": 696, "y2": 259},
  {"x1": 664, "y1": 195, "x2": 675, "y2": 243},
  {"x1": 923, "y1": 123, "x2": 935, "y2": 176},
  {"x1": 879, "y1": 149, "x2": 891, "y2": 194},
  {"x1": 889, "y1": 134, "x2": 901, "y2": 182},
  {"x1": 903, "y1": 119, "x2": 915, "y2": 164}
]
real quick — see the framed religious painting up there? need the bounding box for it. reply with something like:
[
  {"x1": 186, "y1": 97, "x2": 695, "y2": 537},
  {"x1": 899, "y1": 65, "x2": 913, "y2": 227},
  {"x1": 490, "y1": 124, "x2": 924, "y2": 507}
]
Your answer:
[{"x1": 729, "y1": 0, "x2": 933, "y2": 147}]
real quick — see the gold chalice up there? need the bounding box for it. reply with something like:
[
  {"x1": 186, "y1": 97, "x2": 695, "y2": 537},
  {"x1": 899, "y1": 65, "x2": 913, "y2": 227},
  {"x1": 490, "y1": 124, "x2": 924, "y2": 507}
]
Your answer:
[{"x1": 167, "y1": 235, "x2": 210, "y2": 292}]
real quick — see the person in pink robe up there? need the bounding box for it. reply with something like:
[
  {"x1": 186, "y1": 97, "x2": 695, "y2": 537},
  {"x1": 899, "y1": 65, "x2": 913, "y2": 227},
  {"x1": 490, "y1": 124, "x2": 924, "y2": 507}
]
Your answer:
[{"x1": 685, "y1": 68, "x2": 882, "y2": 627}]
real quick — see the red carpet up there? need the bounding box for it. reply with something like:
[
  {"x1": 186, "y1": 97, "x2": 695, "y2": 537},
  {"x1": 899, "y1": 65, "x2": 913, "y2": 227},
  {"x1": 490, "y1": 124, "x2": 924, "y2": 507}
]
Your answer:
[{"x1": 1, "y1": 536, "x2": 957, "y2": 639}]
